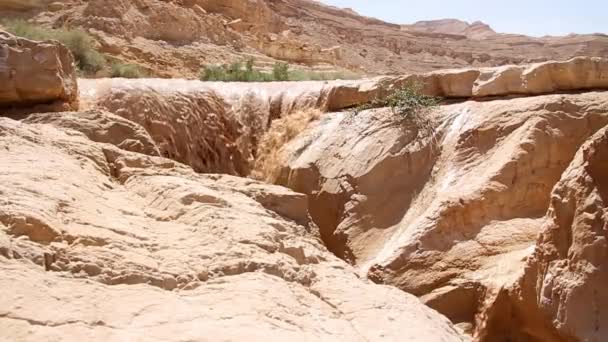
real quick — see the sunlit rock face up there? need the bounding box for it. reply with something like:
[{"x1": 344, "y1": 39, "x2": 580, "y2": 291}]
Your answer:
[
  {"x1": 3, "y1": 0, "x2": 608, "y2": 77},
  {"x1": 0, "y1": 31, "x2": 464, "y2": 342},
  {"x1": 0, "y1": 30, "x2": 78, "y2": 111},
  {"x1": 3, "y1": 25, "x2": 608, "y2": 341},
  {"x1": 276, "y1": 90, "x2": 608, "y2": 339},
  {"x1": 0, "y1": 113, "x2": 465, "y2": 342}
]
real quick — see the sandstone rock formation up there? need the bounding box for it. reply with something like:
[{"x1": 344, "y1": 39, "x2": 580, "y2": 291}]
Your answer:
[
  {"x1": 481, "y1": 126, "x2": 608, "y2": 341},
  {"x1": 275, "y1": 89, "x2": 608, "y2": 340},
  {"x1": 403, "y1": 19, "x2": 497, "y2": 39},
  {"x1": 23, "y1": 109, "x2": 161, "y2": 156},
  {"x1": 0, "y1": 113, "x2": 464, "y2": 341},
  {"x1": 0, "y1": 30, "x2": 77, "y2": 110},
  {"x1": 3, "y1": 25, "x2": 608, "y2": 341},
  {"x1": 3, "y1": 0, "x2": 607, "y2": 77},
  {"x1": 0, "y1": 0, "x2": 54, "y2": 11},
  {"x1": 76, "y1": 57, "x2": 608, "y2": 181},
  {"x1": 0, "y1": 30, "x2": 466, "y2": 342}
]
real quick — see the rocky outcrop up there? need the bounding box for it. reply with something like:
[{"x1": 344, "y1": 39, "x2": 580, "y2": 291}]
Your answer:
[
  {"x1": 275, "y1": 90, "x2": 608, "y2": 339},
  {"x1": 0, "y1": 115, "x2": 464, "y2": 341},
  {"x1": 409, "y1": 57, "x2": 608, "y2": 98},
  {"x1": 8, "y1": 0, "x2": 608, "y2": 77},
  {"x1": 196, "y1": 0, "x2": 287, "y2": 34},
  {"x1": 23, "y1": 109, "x2": 160, "y2": 156},
  {"x1": 480, "y1": 125, "x2": 608, "y2": 341},
  {"x1": 77, "y1": 58, "x2": 608, "y2": 178},
  {"x1": 79, "y1": 77, "x2": 382, "y2": 175},
  {"x1": 0, "y1": 30, "x2": 77, "y2": 111},
  {"x1": 403, "y1": 19, "x2": 497, "y2": 39}
]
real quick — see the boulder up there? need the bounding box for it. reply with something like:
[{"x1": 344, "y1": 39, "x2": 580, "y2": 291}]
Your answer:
[{"x1": 0, "y1": 30, "x2": 78, "y2": 111}]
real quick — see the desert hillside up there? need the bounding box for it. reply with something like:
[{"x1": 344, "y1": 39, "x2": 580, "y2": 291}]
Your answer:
[
  {"x1": 1, "y1": 0, "x2": 608, "y2": 77},
  {"x1": 1, "y1": 2, "x2": 608, "y2": 342}
]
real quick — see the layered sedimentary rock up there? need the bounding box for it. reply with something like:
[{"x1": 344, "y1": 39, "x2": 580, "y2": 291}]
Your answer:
[
  {"x1": 403, "y1": 19, "x2": 496, "y2": 39},
  {"x1": 78, "y1": 57, "x2": 608, "y2": 179},
  {"x1": 79, "y1": 77, "x2": 391, "y2": 175},
  {"x1": 275, "y1": 91, "x2": 608, "y2": 339},
  {"x1": 0, "y1": 30, "x2": 77, "y2": 110},
  {"x1": 23, "y1": 109, "x2": 160, "y2": 156},
  {"x1": 4, "y1": 0, "x2": 608, "y2": 77}
]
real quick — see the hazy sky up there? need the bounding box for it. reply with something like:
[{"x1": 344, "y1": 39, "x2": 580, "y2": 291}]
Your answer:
[{"x1": 320, "y1": 0, "x2": 605, "y2": 37}]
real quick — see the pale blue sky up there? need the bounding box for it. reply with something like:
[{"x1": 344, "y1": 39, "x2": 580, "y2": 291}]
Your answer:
[{"x1": 320, "y1": 0, "x2": 605, "y2": 37}]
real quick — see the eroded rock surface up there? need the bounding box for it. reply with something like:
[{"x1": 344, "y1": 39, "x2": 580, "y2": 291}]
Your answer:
[
  {"x1": 23, "y1": 109, "x2": 160, "y2": 156},
  {"x1": 4, "y1": 0, "x2": 608, "y2": 77},
  {"x1": 276, "y1": 90, "x2": 608, "y2": 339},
  {"x1": 0, "y1": 30, "x2": 77, "y2": 110},
  {"x1": 78, "y1": 58, "x2": 608, "y2": 179},
  {"x1": 0, "y1": 116, "x2": 463, "y2": 341},
  {"x1": 480, "y1": 126, "x2": 608, "y2": 342}
]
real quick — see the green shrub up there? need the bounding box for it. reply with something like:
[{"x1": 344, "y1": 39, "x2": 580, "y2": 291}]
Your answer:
[
  {"x1": 200, "y1": 60, "x2": 274, "y2": 82},
  {"x1": 111, "y1": 62, "x2": 146, "y2": 78},
  {"x1": 2, "y1": 19, "x2": 51, "y2": 41},
  {"x1": 354, "y1": 82, "x2": 440, "y2": 135},
  {"x1": 55, "y1": 29, "x2": 106, "y2": 73},
  {"x1": 2, "y1": 19, "x2": 106, "y2": 74},
  {"x1": 272, "y1": 62, "x2": 289, "y2": 81},
  {"x1": 357, "y1": 82, "x2": 439, "y2": 118},
  {"x1": 200, "y1": 59, "x2": 360, "y2": 82}
]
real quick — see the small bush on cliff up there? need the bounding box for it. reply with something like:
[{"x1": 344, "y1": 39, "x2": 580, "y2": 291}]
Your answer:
[
  {"x1": 356, "y1": 82, "x2": 440, "y2": 119},
  {"x1": 111, "y1": 62, "x2": 147, "y2": 78},
  {"x1": 2, "y1": 19, "x2": 106, "y2": 74},
  {"x1": 353, "y1": 81, "x2": 440, "y2": 137}
]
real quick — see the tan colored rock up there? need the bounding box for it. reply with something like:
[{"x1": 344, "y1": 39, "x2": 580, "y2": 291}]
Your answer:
[
  {"x1": 474, "y1": 57, "x2": 608, "y2": 97},
  {"x1": 79, "y1": 78, "x2": 377, "y2": 175},
  {"x1": 0, "y1": 30, "x2": 77, "y2": 110},
  {"x1": 480, "y1": 125, "x2": 608, "y2": 341},
  {"x1": 8, "y1": 0, "x2": 608, "y2": 78},
  {"x1": 403, "y1": 19, "x2": 497, "y2": 39},
  {"x1": 275, "y1": 91, "x2": 608, "y2": 338},
  {"x1": 47, "y1": 1, "x2": 64, "y2": 12},
  {"x1": 22, "y1": 109, "x2": 160, "y2": 156},
  {"x1": 0, "y1": 0, "x2": 49, "y2": 11},
  {"x1": 403, "y1": 57, "x2": 608, "y2": 98},
  {"x1": 0, "y1": 116, "x2": 463, "y2": 341},
  {"x1": 78, "y1": 58, "x2": 608, "y2": 177}
]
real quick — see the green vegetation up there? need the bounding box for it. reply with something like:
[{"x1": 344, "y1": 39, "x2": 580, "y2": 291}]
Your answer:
[
  {"x1": 356, "y1": 82, "x2": 440, "y2": 119},
  {"x1": 2, "y1": 19, "x2": 106, "y2": 74},
  {"x1": 201, "y1": 59, "x2": 276, "y2": 82},
  {"x1": 272, "y1": 62, "x2": 289, "y2": 81},
  {"x1": 200, "y1": 59, "x2": 360, "y2": 82},
  {"x1": 111, "y1": 62, "x2": 147, "y2": 78},
  {"x1": 353, "y1": 81, "x2": 440, "y2": 135}
]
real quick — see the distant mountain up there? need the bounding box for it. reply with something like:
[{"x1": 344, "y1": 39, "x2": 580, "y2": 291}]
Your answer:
[{"x1": 403, "y1": 19, "x2": 497, "y2": 39}]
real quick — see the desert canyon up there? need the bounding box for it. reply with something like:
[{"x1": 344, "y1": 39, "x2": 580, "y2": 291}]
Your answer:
[{"x1": 1, "y1": 1, "x2": 607, "y2": 341}]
